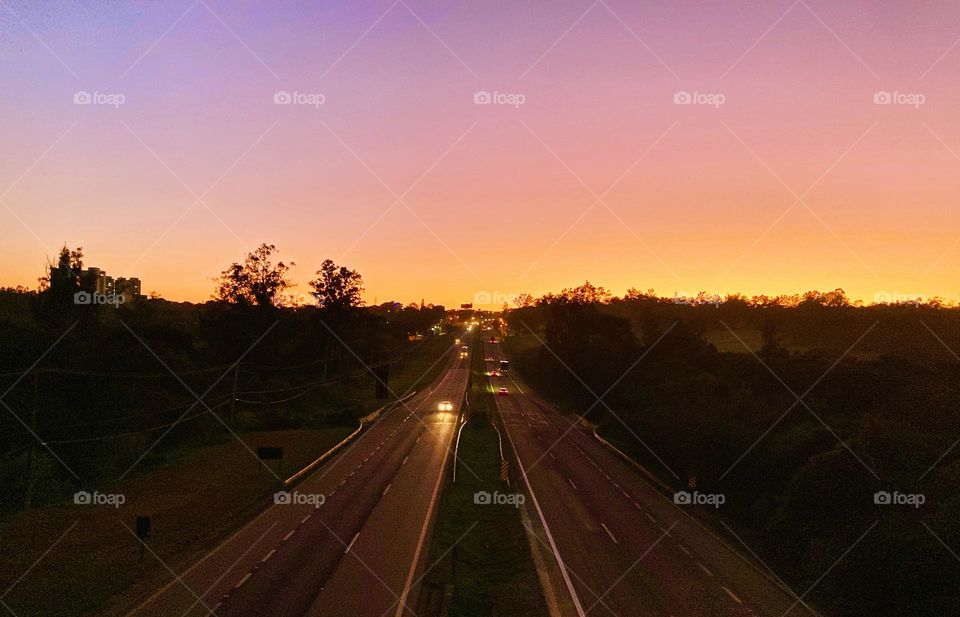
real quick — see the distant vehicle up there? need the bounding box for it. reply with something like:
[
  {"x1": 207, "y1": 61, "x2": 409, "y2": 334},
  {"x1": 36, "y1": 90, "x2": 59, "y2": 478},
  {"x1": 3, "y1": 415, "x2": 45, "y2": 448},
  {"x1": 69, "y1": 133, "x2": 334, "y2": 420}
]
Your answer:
[
  {"x1": 489, "y1": 336, "x2": 497, "y2": 343},
  {"x1": 498, "y1": 387, "x2": 508, "y2": 396},
  {"x1": 485, "y1": 356, "x2": 495, "y2": 362},
  {"x1": 437, "y1": 400, "x2": 454, "y2": 412},
  {"x1": 499, "y1": 360, "x2": 509, "y2": 373},
  {"x1": 455, "y1": 338, "x2": 461, "y2": 345},
  {"x1": 461, "y1": 345, "x2": 468, "y2": 352},
  {"x1": 491, "y1": 371, "x2": 500, "y2": 377}
]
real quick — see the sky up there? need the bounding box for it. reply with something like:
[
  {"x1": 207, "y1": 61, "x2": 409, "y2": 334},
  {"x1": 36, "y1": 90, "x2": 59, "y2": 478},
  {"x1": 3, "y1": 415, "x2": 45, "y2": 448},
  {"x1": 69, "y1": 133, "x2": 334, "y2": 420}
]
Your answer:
[{"x1": 2, "y1": 0, "x2": 960, "y2": 308}]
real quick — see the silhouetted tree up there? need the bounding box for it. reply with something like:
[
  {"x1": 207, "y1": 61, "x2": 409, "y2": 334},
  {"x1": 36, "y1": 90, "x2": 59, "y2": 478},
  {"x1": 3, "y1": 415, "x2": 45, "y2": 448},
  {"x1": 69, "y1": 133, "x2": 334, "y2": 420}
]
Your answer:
[
  {"x1": 309, "y1": 259, "x2": 364, "y2": 310},
  {"x1": 214, "y1": 243, "x2": 294, "y2": 308}
]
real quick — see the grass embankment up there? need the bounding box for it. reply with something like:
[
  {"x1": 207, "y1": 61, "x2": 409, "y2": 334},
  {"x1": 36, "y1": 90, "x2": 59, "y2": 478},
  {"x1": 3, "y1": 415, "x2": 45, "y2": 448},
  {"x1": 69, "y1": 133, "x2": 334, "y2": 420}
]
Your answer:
[
  {"x1": 0, "y1": 334, "x2": 454, "y2": 617},
  {"x1": 417, "y1": 330, "x2": 549, "y2": 617}
]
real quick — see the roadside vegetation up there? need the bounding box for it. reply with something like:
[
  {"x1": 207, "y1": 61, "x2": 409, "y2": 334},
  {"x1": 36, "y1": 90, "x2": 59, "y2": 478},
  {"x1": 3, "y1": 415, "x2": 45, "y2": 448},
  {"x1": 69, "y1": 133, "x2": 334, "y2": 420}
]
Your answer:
[
  {"x1": 0, "y1": 243, "x2": 452, "y2": 617},
  {"x1": 503, "y1": 282, "x2": 960, "y2": 617},
  {"x1": 418, "y1": 330, "x2": 549, "y2": 617}
]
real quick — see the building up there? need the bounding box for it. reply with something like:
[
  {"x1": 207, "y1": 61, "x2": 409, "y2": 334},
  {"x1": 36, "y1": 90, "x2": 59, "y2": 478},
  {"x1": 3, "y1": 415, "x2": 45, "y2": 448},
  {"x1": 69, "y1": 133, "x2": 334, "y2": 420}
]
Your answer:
[
  {"x1": 80, "y1": 268, "x2": 142, "y2": 300},
  {"x1": 114, "y1": 277, "x2": 141, "y2": 299}
]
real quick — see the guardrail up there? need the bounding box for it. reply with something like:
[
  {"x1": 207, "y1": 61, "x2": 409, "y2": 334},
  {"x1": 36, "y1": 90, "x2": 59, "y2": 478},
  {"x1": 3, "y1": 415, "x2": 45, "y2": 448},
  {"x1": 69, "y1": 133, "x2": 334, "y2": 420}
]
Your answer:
[
  {"x1": 592, "y1": 427, "x2": 823, "y2": 617},
  {"x1": 283, "y1": 389, "x2": 419, "y2": 487},
  {"x1": 592, "y1": 429, "x2": 675, "y2": 496}
]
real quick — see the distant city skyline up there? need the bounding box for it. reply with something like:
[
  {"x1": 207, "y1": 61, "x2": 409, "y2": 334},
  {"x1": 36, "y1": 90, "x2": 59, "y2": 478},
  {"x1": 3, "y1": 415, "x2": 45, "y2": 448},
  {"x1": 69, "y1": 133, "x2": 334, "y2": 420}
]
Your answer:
[{"x1": 3, "y1": 2, "x2": 960, "y2": 307}]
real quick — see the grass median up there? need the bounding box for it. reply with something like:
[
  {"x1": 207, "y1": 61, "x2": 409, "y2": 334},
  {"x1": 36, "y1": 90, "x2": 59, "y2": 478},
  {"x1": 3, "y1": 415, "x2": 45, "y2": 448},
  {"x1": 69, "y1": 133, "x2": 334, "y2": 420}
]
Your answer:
[{"x1": 417, "y1": 331, "x2": 549, "y2": 617}]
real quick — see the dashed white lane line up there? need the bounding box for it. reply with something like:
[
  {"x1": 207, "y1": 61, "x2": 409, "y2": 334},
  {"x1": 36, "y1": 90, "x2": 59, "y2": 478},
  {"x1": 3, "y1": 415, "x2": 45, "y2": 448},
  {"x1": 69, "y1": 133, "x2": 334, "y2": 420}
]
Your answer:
[
  {"x1": 345, "y1": 533, "x2": 360, "y2": 553},
  {"x1": 383, "y1": 483, "x2": 392, "y2": 496},
  {"x1": 620, "y1": 489, "x2": 630, "y2": 499},
  {"x1": 282, "y1": 530, "x2": 295, "y2": 542},
  {"x1": 600, "y1": 523, "x2": 619, "y2": 544},
  {"x1": 402, "y1": 455, "x2": 409, "y2": 466},
  {"x1": 301, "y1": 514, "x2": 311, "y2": 524},
  {"x1": 633, "y1": 502, "x2": 643, "y2": 510},
  {"x1": 721, "y1": 586, "x2": 743, "y2": 604},
  {"x1": 262, "y1": 549, "x2": 276, "y2": 563},
  {"x1": 678, "y1": 544, "x2": 690, "y2": 555},
  {"x1": 568, "y1": 478, "x2": 577, "y2": 490},
  {"x1": 548, "y1": 452, "x2": 557, "y2": 460},
  {"x1": 645, "y1": 513, "x2": 657, "y2": 523},
  {"x1": 416, "y1": 436, "x2": 422, "y2": 443},
  {"x1": 235, "y1": 573, "x2": 252, "y2": 589},
  {"x1": 329, "y1": 489, "x2": 337, "y2": 496},
  {"x1": 696, "y1": 562, "x2": 713, "y2": 577}
]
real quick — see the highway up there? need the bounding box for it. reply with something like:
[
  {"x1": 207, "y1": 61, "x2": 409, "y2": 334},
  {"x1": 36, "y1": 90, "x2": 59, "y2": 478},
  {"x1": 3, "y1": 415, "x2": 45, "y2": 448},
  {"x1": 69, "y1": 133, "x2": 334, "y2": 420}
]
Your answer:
[
  {"x1": 126, "y1": 345, "x2": 469, "y2": 617},
  {"x1": 486, "y1": 338, "x2": 819, "y2": 617}
]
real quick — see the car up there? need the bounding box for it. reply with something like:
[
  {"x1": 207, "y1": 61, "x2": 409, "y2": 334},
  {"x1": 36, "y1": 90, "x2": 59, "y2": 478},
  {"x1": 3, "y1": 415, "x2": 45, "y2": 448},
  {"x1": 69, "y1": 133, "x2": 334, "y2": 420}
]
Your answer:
[
  {"x1": 497, "y1": 387, "x2": 508, "y2": 396},
  {"x1": 437, "y1": 400, "x2": 454, "y2": 412},
  {"x1": 490, "y1": 371, "x2": 500, "y2": 377},
  {"x1": 485, "y1": 357, "x2": 495, "y2": 362}
]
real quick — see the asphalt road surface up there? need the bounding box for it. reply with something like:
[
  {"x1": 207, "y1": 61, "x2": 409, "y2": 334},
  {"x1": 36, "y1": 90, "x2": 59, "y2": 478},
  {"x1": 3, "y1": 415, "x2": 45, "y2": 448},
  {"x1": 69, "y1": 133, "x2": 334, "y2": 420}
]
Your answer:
[
  {"x1": 126, "y1": 346, "x2": 469, "y2": 617},
  {"x1": 485, "y1": 338, "x2": 820, "y2": 617}
]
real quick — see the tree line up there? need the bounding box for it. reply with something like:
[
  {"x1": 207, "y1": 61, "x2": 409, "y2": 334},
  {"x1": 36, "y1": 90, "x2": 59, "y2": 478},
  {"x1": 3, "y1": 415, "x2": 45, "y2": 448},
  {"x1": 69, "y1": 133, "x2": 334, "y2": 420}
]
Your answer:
[{"x1": 505, "y1": 282, "x2": 960, "y2": 616}]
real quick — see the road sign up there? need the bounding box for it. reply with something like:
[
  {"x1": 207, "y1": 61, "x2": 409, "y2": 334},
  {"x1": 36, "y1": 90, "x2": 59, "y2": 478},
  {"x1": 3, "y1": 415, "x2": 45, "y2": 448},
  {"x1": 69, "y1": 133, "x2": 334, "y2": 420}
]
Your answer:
[{"x1": 258, "y1": 446, "x2": 283, "y2": 460}]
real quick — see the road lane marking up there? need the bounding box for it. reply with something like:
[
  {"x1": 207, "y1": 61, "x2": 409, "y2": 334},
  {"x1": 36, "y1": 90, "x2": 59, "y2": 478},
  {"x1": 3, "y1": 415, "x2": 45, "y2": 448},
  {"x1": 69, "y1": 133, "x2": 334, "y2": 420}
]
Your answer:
[
  {"x1": 235, "y1": 573, "x2": 252, "y2": 588},
  {"x1": 346, "y1": 533, "x2": 360, "y2": 553},
  {"x1": 383, "y1": 483, "x2": 392, "y2": 496},
  {"x1": 548, "y1": 452, "x2": 556, "y2": 460},
  {"x1": 696, "y1": 562, "x2": 713, "y2": 577},
  {"x1": 646, "y1": 513, "x2": 657, "y2": 523},
  {"x1": 568, "y1": 478, "x2": 577, "y2": 490},
  {"x1": 282, "y1": 530, "x2": 295, "y2": 541},
  {"x1": 301, "y1": 514, "x2": 311, "y2": 523},
  {"x1": 601, "y1": 523, "x2": 619, "y2": 544},
  {"x1": 416, "y1": 435, "x2": 421, "y2": 443},
  {"x1": 492, "y1": 377, "x2": 587, "y2": 617},
  {"x1": 402, "y1": 455, "x2": 409, "y2": 466},
  {"x1": 678, "y1": 544, "x2": 690, "y2": 555},
  {"x1": 721, "y1": 586, "x2": 743, "y2": 604},
  {"x1": 620, "y1": 489, "x2": 630, "y2": 499},
  {"x1": 394, "y1": 407, "x2": 458, "y2": 617},
  {"x1": 262, "y1": 549, "x2": 276, "y2": 563}
]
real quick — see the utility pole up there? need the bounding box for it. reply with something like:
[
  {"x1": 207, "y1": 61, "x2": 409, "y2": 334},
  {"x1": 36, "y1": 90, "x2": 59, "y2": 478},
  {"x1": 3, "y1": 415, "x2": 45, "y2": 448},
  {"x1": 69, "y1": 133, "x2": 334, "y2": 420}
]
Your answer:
[
  {"x1": 24, "y1": 373, "x2": 38, "y2": 510},
  {"x1": 229, "y1": 363, "x2": 239, "y2": 427}
]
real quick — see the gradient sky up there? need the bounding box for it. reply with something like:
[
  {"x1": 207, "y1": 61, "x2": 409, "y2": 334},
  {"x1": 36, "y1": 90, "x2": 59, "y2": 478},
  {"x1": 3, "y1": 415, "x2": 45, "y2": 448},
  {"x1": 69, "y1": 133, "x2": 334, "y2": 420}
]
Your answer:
[{"x1": 2, "y1": 1, "x2": 960, "y2": 307}]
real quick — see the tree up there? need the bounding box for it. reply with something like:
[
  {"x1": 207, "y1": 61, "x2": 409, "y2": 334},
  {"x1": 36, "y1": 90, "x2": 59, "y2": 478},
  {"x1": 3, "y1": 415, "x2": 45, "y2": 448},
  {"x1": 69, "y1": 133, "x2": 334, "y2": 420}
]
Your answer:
[
  {"x1": 215, "y1": 243, "x2": 294, "y2": 308},
  {"x1": 41, "y1": 245, "x2": 83, "y2": 293},
  {"x1": 309, "y1": 259, "x2": 364, "y2": 310}
]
